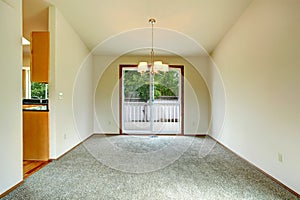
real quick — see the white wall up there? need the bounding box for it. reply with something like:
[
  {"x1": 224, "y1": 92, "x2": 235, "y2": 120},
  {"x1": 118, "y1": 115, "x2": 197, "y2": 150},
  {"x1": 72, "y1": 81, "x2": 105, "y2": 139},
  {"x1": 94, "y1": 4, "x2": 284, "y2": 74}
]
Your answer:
[
  {"x1": 0, "y1": 0, "x2": 22, "y2": 195},
  {"x1": 186, "y1": 56, "x2": 226, "y2": 138},
  {"x1": 73, "y1": 54, "x2": 94, "y2": 141},
  {"x1": 49, "y1": 7, "x2": 91, "y2": 158},
  {"x1": 94, "y1": 55, "x2": 211, "y2": 135},
  {"x1": 211, "y1": 0, "x2": 300, "y2": 194}
]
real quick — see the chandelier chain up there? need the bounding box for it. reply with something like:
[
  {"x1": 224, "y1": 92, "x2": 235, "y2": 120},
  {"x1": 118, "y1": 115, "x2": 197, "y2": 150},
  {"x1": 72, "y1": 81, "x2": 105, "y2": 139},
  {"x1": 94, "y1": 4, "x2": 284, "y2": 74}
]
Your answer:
[
  {"x1": 150, "y1": 18, "x2": 155, "y2": 74},
  {"x1": 137, "y1": 18, "x2": 168, "y2": 75}
]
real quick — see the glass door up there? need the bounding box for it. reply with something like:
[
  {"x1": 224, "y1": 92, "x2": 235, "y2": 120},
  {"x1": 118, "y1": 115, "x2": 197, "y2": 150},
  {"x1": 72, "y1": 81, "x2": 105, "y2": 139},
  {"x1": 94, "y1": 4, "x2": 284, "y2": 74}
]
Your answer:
[
  {"x1": 122, "y1": 67, "x2": 151, "y2": 133},
  {"x1": 120, "y1": 65, "x2": 183, "y2": 134}
]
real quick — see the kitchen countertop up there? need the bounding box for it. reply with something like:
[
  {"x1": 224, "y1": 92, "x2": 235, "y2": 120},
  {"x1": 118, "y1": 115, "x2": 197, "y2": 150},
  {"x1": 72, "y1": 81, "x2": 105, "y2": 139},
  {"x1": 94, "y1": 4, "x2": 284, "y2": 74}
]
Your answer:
[
  {"x1": 23, "y1": 99, "x2": 49, "y2": 111},
  {"x1": 23, "y1": 105, "x2": 49, "y2": 111}
]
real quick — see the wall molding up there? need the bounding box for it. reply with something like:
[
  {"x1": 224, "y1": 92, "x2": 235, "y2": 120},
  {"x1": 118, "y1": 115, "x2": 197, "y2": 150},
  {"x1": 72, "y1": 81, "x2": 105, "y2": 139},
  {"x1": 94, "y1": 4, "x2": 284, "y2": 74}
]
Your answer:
[
  {"x1": 55, "y1": 134, "x2": 94, "y2": 160},
  {"x1": 0, "y1": 180, "x2": 23, "y2": 198},
  {"x1": 208, "y1": 135, "x2": 300, "y2": 198}
]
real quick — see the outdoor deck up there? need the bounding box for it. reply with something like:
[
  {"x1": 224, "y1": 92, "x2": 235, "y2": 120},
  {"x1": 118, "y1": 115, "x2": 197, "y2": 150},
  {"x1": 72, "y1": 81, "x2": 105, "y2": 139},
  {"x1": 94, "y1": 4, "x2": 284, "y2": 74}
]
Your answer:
[{"x1": 123, "y1": 101, "x2": 181, "y2": 134}]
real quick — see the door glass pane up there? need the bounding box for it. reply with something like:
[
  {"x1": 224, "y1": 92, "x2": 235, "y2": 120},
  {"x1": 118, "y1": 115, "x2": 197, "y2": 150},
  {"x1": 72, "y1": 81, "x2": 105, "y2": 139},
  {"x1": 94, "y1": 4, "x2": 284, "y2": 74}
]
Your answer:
[
  {"x1": 123, "y1": 69, "x2": 151, "y2": 133},
  {"x1": 152, "y1": 69, "x2": 181, "y2": 133}
]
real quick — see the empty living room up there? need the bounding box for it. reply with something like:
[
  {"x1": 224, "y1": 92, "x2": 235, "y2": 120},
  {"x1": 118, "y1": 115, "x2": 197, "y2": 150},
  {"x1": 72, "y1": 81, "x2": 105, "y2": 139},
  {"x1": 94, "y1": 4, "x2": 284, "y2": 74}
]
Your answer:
[{"x1": 1, "y1": 0, "x2": 300, "y2": 199}]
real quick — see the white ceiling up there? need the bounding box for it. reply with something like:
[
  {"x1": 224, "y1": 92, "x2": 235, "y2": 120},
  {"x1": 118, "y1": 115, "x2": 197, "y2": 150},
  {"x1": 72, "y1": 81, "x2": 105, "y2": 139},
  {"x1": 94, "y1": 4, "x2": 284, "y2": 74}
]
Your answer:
[
  {"x1": 24, "y1": 0, "x2": 253, "y2": 56},
  {"x1": 92, "y1": 27, "x2": 209, "y2": 56}
]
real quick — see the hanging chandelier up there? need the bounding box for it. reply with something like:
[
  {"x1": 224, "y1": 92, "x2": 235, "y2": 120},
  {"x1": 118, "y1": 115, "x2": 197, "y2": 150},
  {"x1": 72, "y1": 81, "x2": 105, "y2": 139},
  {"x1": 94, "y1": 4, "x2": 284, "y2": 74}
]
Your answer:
[{"x1": 137, "y1": 18, "x2": 169, "y2": 74}]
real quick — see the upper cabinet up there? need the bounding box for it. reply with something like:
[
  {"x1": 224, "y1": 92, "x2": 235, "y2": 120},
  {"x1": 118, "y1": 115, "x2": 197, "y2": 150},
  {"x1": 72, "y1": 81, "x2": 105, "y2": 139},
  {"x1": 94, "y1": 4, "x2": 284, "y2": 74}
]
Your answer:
[{"x1": 31, "y1": 31, "x2": 49, "y2": 83}]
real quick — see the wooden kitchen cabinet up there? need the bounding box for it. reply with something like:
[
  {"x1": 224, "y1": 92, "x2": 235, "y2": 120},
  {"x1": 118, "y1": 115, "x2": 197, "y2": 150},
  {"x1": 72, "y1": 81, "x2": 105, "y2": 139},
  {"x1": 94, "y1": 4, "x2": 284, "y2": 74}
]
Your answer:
[
  {"x1": 31, "y1": 31, "x2": 49, "y2": 83},
  {"x1": 23, "y1": 111, "x2": 49, "y2": 161}
]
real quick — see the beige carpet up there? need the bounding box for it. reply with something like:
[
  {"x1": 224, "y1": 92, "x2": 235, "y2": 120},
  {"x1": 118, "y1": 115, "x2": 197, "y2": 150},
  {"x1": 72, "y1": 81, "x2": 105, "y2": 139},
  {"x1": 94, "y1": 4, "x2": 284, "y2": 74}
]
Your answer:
[{"x1": 2, "y1": 135, "x2": 299, "y2": 200}]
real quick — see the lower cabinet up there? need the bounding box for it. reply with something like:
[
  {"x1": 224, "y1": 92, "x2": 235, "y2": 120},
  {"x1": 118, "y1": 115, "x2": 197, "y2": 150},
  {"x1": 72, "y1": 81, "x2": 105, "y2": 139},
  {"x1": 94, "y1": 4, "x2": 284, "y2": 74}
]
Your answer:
[{"x1": 23, "y1": 111, "x2": 49, "y2": 161}]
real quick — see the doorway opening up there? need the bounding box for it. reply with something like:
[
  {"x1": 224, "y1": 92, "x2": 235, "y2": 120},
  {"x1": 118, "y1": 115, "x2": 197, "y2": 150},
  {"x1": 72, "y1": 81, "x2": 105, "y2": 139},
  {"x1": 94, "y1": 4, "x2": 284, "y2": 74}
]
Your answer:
[{"x1": 120, "y1": 65, "x2": 184, "y2": 135}]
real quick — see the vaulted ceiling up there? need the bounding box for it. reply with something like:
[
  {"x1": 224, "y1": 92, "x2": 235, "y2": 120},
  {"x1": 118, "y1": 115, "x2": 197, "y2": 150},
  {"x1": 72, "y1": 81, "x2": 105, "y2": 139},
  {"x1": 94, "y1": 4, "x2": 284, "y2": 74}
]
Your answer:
[
  {"x1": 24, "y1": 0, "x2": 253, "y2": 55},
  {"x1": 23, "y1": 0, "x2": 49, "y2": 40}
]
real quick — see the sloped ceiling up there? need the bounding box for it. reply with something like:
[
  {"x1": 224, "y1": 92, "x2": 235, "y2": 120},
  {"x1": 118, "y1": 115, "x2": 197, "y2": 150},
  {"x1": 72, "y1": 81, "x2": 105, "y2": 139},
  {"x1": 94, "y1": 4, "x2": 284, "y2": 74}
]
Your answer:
[
  {"x1": 23, "y1": 0, "x2": 49, "y2": 40},
  {"x1": 25, "y1": 0, "x2": 253, "y2": 55},
  {"x1": 23, "y1": 0, "x2": 49, "y2": 55}
]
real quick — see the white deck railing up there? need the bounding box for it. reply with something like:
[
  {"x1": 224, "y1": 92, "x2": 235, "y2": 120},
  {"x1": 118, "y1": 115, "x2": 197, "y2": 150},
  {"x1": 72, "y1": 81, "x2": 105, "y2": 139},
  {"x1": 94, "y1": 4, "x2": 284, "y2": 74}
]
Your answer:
[{"x1": 123, "y1": 101, "x2": 180, "y2": 123}]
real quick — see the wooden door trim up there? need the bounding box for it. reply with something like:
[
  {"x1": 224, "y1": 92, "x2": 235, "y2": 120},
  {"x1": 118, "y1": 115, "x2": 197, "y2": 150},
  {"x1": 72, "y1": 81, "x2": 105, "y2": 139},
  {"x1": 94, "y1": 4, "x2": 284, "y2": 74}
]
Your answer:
[{"x1": 119, "y1": 65, "x2": 184, "y2": 135}]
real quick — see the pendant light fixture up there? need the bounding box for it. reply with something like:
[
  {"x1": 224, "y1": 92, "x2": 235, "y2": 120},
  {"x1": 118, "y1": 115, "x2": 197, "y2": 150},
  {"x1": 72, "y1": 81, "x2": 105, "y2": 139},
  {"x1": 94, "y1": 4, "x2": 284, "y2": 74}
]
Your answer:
[{"x1": 137, "y1": 18, "x2": 169, "y2": 74}]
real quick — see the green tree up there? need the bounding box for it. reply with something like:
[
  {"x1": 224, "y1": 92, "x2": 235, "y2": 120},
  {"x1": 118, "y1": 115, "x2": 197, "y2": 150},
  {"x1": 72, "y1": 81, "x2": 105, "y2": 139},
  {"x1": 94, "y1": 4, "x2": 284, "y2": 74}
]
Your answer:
[
  {"x1": 136, "y1": 84, "x2": 162, "y2": 101},
  {"x1": 155, "y1": 84, "x2": 176, "y2": 97},
  {"x1": 31, "y1": 82, "x2": 47, "y2": 99},
  {"x1": 123, "y1": 69, "x2": 179, "y2": 101},
  {"x1": 154, "y1": 71, "x2": 179, "y2": 96},
  {"x1": 124, "y1": 70, "x2": 150, "y2": 98}
]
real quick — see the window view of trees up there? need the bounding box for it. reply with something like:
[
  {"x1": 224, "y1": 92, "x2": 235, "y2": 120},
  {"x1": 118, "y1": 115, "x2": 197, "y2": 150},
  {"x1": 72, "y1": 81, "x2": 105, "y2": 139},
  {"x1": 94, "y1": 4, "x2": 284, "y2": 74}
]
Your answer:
[
  {"x1": 124, "y1": 70, "x2": 179, "y2": 102},
  {"x1": 31, "y1": 82, "x2": 48, "y2": 99}
]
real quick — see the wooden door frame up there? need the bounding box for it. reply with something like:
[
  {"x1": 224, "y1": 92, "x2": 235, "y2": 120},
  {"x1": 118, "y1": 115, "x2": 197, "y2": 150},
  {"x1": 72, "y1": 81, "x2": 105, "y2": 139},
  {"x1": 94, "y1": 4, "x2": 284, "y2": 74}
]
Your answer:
[{"x1": 119, "y1": 64, "x2": 184, "y2": 135}]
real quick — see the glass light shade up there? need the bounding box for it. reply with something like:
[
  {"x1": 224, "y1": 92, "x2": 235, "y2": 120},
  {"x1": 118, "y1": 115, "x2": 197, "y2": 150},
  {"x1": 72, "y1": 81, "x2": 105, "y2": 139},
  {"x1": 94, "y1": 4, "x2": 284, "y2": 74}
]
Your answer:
[
  {"x1": 161, "y1": 64, "x2": 169, "y2": 72},
  {"x1": 154, "y1": 61, "x2": 163, "y2": 72},
  {"x1": 138, "y1": 61, "x2": 169, "y2": 74},
  {"x1": 137, "y1": 62, "x2": 148, "y2": 73}
]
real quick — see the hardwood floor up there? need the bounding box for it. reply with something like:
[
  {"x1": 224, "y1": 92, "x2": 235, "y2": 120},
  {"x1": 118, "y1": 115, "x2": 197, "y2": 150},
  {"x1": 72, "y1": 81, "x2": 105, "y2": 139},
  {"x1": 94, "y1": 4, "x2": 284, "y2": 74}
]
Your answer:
[{"x1": 23, "y1": 160, "x2": 50, "y2": 179}]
